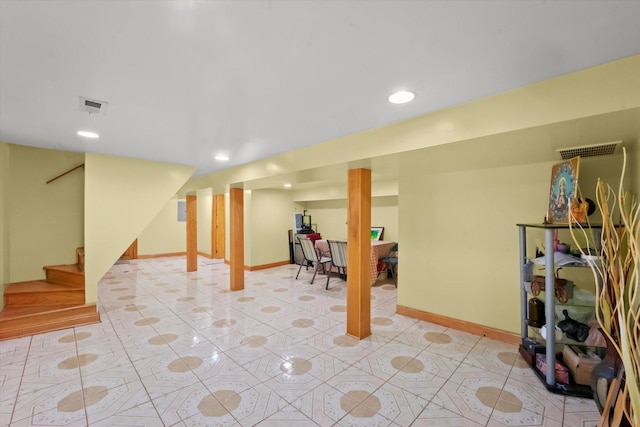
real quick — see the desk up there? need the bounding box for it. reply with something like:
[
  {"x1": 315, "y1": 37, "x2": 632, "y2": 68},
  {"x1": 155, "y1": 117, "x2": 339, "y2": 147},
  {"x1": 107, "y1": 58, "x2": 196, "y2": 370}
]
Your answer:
[{"x1": 314, "y1": 240, "x2": 396, "y2": 286}]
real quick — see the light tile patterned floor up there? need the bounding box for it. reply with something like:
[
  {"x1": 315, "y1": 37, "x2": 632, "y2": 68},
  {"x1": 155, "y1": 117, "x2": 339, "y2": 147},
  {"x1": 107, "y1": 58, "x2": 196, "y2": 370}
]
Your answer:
[{"x1": 0, "y1": 257, "x2": 600, "y2": 426}]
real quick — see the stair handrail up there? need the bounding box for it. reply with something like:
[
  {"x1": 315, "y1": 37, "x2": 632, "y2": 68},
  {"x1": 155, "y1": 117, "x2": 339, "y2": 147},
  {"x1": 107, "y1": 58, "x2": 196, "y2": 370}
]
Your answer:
[{"x1": 46, "y1": 163, "x2": 85, "y2": 184}]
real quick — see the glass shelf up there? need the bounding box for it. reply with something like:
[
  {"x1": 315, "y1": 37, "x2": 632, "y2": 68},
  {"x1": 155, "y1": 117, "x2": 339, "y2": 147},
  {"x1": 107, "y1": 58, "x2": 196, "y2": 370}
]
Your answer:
[
  {"x1": 527, "y1": 326, "x2": 605, "y2": 349},
  {"x1": 516, "y1": 223, "x2": 603, "y2": 230},
  {"x1": 518, "y1": 223, "x2": 602, "y2": 395},
  {"x1": 526, "y1": 289, "x2": 596, "y2": 308}
]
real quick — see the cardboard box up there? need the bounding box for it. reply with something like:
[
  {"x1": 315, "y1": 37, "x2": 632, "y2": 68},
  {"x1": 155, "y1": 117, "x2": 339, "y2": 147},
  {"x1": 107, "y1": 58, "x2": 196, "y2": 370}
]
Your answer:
[
  {"x1": 535, "y1": 353, "x2": 569, "y2": 384},
  {"x1": 562, "y1": 345, "x2": 601, "y2": 385}
]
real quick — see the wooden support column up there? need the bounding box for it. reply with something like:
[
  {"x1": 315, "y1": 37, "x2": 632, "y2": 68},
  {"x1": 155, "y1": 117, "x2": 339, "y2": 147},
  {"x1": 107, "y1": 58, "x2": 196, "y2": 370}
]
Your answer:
[
  {"x1": 229, "y1": 188, "x2": 245, "y2": 291},
  {"x1": 186, "y1": 194, "x2": 197, "y2": 272},
  {"x1": 346, "y1": 168, "x2": 372, "y2": 339}
]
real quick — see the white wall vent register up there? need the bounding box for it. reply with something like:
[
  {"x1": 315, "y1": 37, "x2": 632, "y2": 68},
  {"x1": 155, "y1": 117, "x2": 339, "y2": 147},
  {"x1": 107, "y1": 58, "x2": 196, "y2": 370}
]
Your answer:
[
  {"x1": 78, "y1": 96, "x2": 108, "y2": 115},
  {"x1": 556, "y1": 140, "x2": 621, "y2": 160}
]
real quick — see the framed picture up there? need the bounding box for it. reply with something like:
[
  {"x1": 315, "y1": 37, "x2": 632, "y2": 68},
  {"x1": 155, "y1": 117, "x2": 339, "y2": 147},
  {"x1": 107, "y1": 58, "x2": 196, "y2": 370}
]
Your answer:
[
  {"x1": 371, "y1": 227, "x2": 384, "y2": 241},
  {"x1": 547, "y1": 157, "x2": 580, "y2": 224}
]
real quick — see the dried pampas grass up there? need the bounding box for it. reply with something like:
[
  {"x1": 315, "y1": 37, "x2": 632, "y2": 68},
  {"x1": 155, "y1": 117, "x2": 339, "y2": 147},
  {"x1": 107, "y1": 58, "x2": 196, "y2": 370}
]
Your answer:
[{"x1": 570, "y1": 147, "x2": 638, "y2": 427}]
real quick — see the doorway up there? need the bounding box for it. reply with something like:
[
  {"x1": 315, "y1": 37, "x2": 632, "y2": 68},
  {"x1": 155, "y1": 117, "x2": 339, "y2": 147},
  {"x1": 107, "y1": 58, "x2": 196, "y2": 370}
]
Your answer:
[{"x1": 212, "y1": 194, "x2": 225, "y2": 259}]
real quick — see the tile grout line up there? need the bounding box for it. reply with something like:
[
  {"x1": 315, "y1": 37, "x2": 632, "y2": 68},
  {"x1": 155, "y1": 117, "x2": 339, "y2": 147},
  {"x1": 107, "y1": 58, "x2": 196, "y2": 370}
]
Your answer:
[
  {"x1": 7, "y1": 335, "x2": 33, "y2": 426},
  {"x1": 3, "y1": 258, "x2": 600, "y2": 426},
  {"x1": 72, "y1": 327, "x2": 91, "y2": 427},
  {"x1": 96, "y1": 276, "x2": 169, "y2": 426}
]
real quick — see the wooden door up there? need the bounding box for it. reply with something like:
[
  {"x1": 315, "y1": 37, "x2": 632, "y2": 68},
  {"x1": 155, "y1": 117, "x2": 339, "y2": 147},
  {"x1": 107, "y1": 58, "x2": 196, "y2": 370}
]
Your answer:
[{"x1": 212, "y1": 194, "x2": 225, "y2": 259}]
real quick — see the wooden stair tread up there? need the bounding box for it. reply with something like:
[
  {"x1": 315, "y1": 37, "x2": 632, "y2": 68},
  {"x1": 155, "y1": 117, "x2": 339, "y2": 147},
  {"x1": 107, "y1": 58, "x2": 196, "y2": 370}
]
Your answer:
[
  {"x1": 5, "y1": 280, "x2": 83, "y2": 293},
  {"x1": 0, "y1": 303, "x2": 100, "y2": 340},
  {"x1": 1, "y1": 248, "x2": 93, "y2": 340},
  {"x1": 43, "y1": 264, "x2": 83, "y2": 274},
  {"x1": 0, "y1": 304, "x2": 79, "y2": 319}
]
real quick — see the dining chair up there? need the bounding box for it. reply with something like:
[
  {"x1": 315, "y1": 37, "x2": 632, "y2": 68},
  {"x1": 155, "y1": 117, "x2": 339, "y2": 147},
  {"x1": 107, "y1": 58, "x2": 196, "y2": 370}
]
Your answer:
[
  {"x1": 326, "y1": 240, "x2": 348, "y2": 290},
  {"x1": 296, "y1": 236, "x2": 331, "y2": 284},
  {"x1": 377, "y1": 243, "x2": 398, "y2": 287}
]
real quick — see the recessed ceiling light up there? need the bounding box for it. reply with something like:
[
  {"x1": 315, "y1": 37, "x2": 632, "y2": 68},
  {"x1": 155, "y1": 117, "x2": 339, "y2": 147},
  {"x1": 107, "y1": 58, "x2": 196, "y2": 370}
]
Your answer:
[
  {"x1": 77, "y1": 130, "x2": 99, "y2": 138},
  {"x1": 283, "y1": 183, "x2": 292, "y2": 188},
  {"x1": 388, "y1": 90, "x2": 415, "y2": 104},
  {"x1": 215, "y1": 155, "x2": 229, "y2": 161}
]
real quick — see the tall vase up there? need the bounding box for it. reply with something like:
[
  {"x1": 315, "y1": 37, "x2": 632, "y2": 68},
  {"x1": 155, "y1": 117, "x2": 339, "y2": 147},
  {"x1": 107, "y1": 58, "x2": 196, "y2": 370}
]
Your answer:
[{"x1": 591, "y1": 328, "x2": 621, "y2": 414}]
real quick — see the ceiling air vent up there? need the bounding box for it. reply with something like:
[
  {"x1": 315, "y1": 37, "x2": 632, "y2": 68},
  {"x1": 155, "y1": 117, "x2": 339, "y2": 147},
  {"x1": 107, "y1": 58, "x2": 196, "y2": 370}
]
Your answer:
[
  {"x1": 78, "y1": 96, "x2": 108, "y2": 115},
  {"x1": 556, "y1": 141, "x2": 622, "y2": 160}
]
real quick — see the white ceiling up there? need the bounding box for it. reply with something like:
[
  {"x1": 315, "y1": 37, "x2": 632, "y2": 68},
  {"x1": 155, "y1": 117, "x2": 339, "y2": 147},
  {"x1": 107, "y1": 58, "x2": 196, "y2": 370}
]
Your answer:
[{"x1": 2, "y1": 1, "x2": 640, "y2": 178}]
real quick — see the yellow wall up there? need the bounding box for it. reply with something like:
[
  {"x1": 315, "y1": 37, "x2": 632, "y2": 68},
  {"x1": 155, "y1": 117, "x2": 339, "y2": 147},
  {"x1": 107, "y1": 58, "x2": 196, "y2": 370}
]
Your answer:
[
  {"x1": 138, "y1": 187, "x2": 396, "y2": 267},
  {"x1": 293, "y1": 180, "x2": 398, "y2": 241},
  {"x1": 137, "y1": 197, "x2": 187, "y2": 256},
  {"x1": 7, "y1": 145, "x2": 84, "y2": 282},
  {"x1": 630, "y1": 147, "x2": 639, "y2": 195},
  {"x1": 243, "y1": 190, "x2": 253, "y2": 266},
  {"x1": 293, "y1": 180, "x2": 398, "y2": 203},
  {"x1": 245, "y1": 189, "x2": 293, "y2": 266},
  {"x1": 197, "y1": 188, "x2": 212, "y2": 256},
  {"x1": 397, "y1": 135, "x2": 632, "y2": 333},
  {"x1": 303, "y1": 200, "x2": 347, "y2": 240},
  {"x1": 371, "y1": 198, "x2": 398, "y2": 242},
  {"x1": 84, "y1": 153, "x2": 194, "y2": 303},
  {"x1": 303, "y1": 196, "x2": 398, "y2": 242},
  {"x1": 0, "y1": 143, "x2": 9, "y2": 308}
]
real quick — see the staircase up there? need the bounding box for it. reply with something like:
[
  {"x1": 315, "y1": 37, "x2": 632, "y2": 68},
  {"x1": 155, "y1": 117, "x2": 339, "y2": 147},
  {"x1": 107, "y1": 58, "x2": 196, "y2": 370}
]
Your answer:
[{"x1": 0, "y1": 247, "x2": 100, "y2": 340}]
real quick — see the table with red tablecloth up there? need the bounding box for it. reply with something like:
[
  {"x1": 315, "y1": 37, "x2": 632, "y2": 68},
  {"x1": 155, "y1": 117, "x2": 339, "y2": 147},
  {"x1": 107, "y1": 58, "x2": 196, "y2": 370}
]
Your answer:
[{"x1": 314, "y1": 239, "x2": 395, "y2": 286}]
